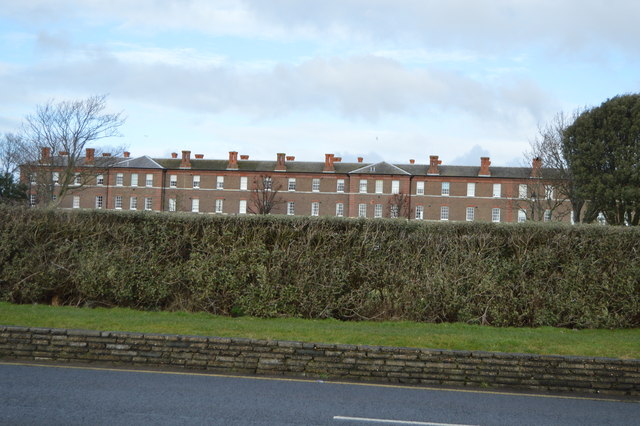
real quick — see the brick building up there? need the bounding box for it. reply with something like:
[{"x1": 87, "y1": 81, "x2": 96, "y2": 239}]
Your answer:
[{"x1": 26, "y1": 148, "x2": 572, "y2": 223}]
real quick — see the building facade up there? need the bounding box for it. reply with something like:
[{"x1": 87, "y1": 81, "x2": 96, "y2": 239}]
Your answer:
[{"x1": 27, "y1": 148, "x2": 572, "y2": 223}]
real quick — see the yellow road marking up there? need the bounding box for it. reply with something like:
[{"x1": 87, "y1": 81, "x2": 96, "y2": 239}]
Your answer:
[{"x1": 0, "y1": 360, "x2": 636, "y2": 404}]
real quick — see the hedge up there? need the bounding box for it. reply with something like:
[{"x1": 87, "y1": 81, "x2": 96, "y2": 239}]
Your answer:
[{"x1": 1, "y1": 206, "x2": 639, "y2": 328}]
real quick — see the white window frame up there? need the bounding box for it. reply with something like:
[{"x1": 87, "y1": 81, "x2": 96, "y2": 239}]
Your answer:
[
  {"x1": 415, "y1": 205, "x2": 424, "y2": 220},
  {"x1": 375, "y1": 180, "x2": 383, "y2": 194},
  {"x1": 240, "y1": 176, "x2": 248, "y2": 191},
  {"x1": 146, "y1": 174, "x2": 153, "y2": 187},
  {"x1": 518, "y1": 209, "x2": 527, "y2": 223},
  {"x1": 217, "y1": 176, "x2": 224, "y2": 190},
  {"x1": 544, "y1": 209, "x2": 552, "y2": 222},
  {"x1": 519, "y1": 184, "x2": 527, "y2": 199},
  {"x1": 95, "y1": 195, "x2": 103, "y2": 209},
  {"x1": 167, "y1": 198, "x2": 175, "y2": 212},
  {"x1": 336, "y1": 203, "x2": 344, "y2": 217},
  {"x1": 144, "y1": 197, "x2": 153, "y2": 211},
  {"x1": 467, "y1": 182, "x2": 475, "y2": 197},
  {"x1": 466, "y1": 207, "x2": 475, "y2": 221},
  {"x1": 311, "y1": 202, "x2": 320, "y2": 216},
  {"x1": 114, "y1": 195, "x2": 123, "y2": 210},
  {"x1": 192, "y1": 175, "x2": 200, "y2": 189},
  {"x1": 287, "y1": 201, "x2": 295, "y2": 216},
  {"x1": 170, "y1": 175, "x2": 177, "y2": 188},
  {"x1": 130, "y1": 173, "x2": 138, "y2": 187},
  {"x1": 312, "y1": 178, "x2": 320, "y2": 192},
  {"x1": 492, "y1": 208, "x2": 501, "y2": 223},
  {"x1": 288, "y1": 178, "x2": 296, "y2": 191},
  {"x1": 264, "y1": 177, "x2": 272, "y2": 191},
  {"x1": 441, "y1": 182, "x2": 450, "y2": 196},
  {"x1": 192, "y1": 198, "x2": 200, "y2": 213},
  {"x1": 359, "y1": 180, "x2": 368, "y2": 194},
  {"x1": 440, "y1": 206, "x2": 449, "y2": 221},
  {"x1": 391, "y1": 180, "x2": 400, "y2": 195},
  {"x1": 215, "y1": 199, "x2": 224, "y2": 213},
  {"x1": 545, "y1": 185, "x2": 555, "y2": 200},
  {"x1": 416, "y1": 181, "x2": 424, "y2": 195},
  {"x1": 52, "y1": 172, "x2": 59, "y2": 185},
  {"x1": 72, "y1": 196, "x2": 80, "y2": 209},
  {"x1": 239, "y1": 200, "x2": 247, "y2": 214},
  {"x1": 130, "y1": 197, "x2": 138, "y2": 210},
  {"x1": 390, "y1": 205, "x2": 399, "y2": 218},
  {"x1": 96, "y1": 174, "x2": 104, "y2": 186},
  {"x1": 336, "y1": 179, "x2": 345, "y2": 193},
  {"x1": 29, "y1": 194, "x2": 37, "y2": 206},
  {"x1": 374, "y1": 204, "x2": 383, "y2": 218},
  {"x1": 74, "y1": 173, "x2": 81, "y2": 186},
  {"x1": 358, "y1": 203, "x2": 367, "y2": 217},
  {"x1": 116, "y1": 173, "x2": 124, "y2": 186},
  {"x1": 493, "y1": 183, "x2": 501, "y2": 198}
]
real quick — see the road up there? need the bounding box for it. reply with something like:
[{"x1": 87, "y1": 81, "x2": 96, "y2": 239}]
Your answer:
[{"x1": 0, "y1": 362, "x2": 637, "y2": 425}]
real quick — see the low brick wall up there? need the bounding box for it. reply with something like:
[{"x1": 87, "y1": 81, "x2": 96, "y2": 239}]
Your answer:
[{"x1": 1, "y1": 325, "x2": 638, "y2": 396}]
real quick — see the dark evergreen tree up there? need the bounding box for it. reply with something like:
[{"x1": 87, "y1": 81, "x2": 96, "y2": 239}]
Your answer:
[
  {"x1": 0, "y1": 173, "x2": 27, "y2": 205},
  {"x1": 563, "y1": 94, "x2": 640, "y2": 225}
]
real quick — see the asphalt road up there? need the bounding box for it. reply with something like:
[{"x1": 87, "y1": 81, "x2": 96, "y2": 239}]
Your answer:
[{"x1": 0, "y1": 362, "x2": 637, "y2": 425}]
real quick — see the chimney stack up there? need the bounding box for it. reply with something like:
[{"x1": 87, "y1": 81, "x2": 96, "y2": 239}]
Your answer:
[
  {"x1": 171, "y1": 152, "x2": 178, "y2": 159},
  {"x1": 323, "y1": 153, "x2": 335, "y2": 172},
  {"x1": 479, "y1": 157, "x2": 491, "y2": 176},
  {"x1": 180, "y1": 150, "x2": 191, "y2": 169},
  {"x1": 409, "y1": 159, "x2": 415, "y2": 164},
  {"x1": 85, "y1": 148, "x2": 95, "y2": 165},
  {"x1": 531, "y1": 157, "x2": 542, "y2": 178},
  {"x1": 124, "y1": 151, "x2": 130, "y2": 158},
  {"x1": 102, "y1": 153, "x2": 111, "y2": 157},
  {"x1": 333, "y1": 157, "x2": 342, "y2": 162},
  {"x1": 59, "y1": 151, "x2": 68, "y2": 156},
  {"x1": 195, "y1": 154, "x2": 204, "y2": 159},
  {"x1": 357, "y1": 157, "x2": 363, "y2": 163},
  {"x1": 227, "y1": 151, "x2": 238, "y2": 169},
  {"x1": 240, "y1": 155, "x2": 249, "y2": 160},
  {"x1": 286, "y1": 156, "x2": 295, "y2": 161},
  {"x1": 40, "y1": 147, "x2": 51, "y2": 164},
  {"x1": 427, "y1": 155, "x2": 441, "y2": 175},
  {"x1": 275, "y1": 153, "x2": 286, "y2": 171}
]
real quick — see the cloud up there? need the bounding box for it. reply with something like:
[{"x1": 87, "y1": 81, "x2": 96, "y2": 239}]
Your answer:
[{"x1": 451, "y1": 144, "x2": 491, "y2": 166}]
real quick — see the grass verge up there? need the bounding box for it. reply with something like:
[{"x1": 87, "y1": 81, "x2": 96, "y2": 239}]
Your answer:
[{"x1": 1, "y1": 302, "x2": 638, "y2": 359}]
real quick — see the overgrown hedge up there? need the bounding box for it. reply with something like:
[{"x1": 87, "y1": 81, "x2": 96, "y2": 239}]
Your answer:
[{"x1": 1, "y1": 206, "x2": 639, "y2": 328}]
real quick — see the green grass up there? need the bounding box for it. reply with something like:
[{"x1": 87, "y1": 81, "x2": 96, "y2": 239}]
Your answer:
[{"x1": 1, "y1": 302, "x2": 638, "y2": 359}]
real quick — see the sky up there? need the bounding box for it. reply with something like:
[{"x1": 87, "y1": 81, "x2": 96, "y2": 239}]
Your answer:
[{"x1": 1, "y1": 1, "x2": 639, "y2": 167}]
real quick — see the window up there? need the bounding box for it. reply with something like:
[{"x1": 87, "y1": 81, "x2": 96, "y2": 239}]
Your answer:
[
  {"x1": 519, "y1": 184, "x2": 527, "y2": 199},
  {"x1": 390, "y1": 205, "x2": 399, "y2": 218},
  {"x1": 391, "y1": 180, "x2": 400, "y2": 195},
  {"x1": 240, "y1": 176, "x2": 248, "y2": 190},
  {"x1": 239, "y1": 200, "x2": 247, "y2": 214},
  {"x1": 441, "y1": 182, "x2": 450, "y2": 196},
  {"x1": 492, "y1": 208, "x2": 501, "y2": 223},
  {"x1": 115, "y1": 195, "x2": 123, "y2": 209},
  {"x1": 466, "y1": 207, "x2": 475, "y2": 221},
  {"x1": 287, "y1": 202, "x2": 295, "y2": 216},
  {"x1": 192, "y1": 199, "x2": 199, "y2": 213},
  {"x1": 415, "y1": 205, "x2": 424, "y2": 220},
  {"x1": 96, "y1": 174, "x2": 104, "y2": 185},
  {"x1": 545, "y1": 185, "x2": 554, "y2": 200},
  {"x1": 116, "y1": 173, "x2": 124, "y2": 186},
  {"x1": 311, "y1": 202, "x2": 319, "y2": 216},
  {"x1": 312, "y1": 178, "x2": 320, "y2": 192},
  {"x1": 264, "y1": 177, "x2": 272, "y2": 191},
  {"x1": 217, "y1": 176, "x2": 224, "y2": 189},
  {"x1": 359, "y1": 180, "x2": 368, "y2": 193},
  {"x1": 73, "y1": 196, "x2": 80, "y2": 209},
  {"x1": 95, "y1": 195, "x2": 103, "y2": 209},
  {"x1": 52, "y1": 172, "x2": 59, "y2": 185},
  {"x1": 358, "y1": 204, "x2": 367, "y2": 217},
  {"x1": 145, "y1": 197, "x2": 153, "y2": 211},
  {"x1": 374, "y1": 204, "x2": 383, "y2": 218},
  {"x1": 130, "y1": 197, "x2": 138, "y2": 210},
  {"x1": 145, "y1": 174, "x2": 153, "y2": 187},
  {"x1": 336, "y1": 179, "x2": 345, "y2": 192},
  {"x1": 518, "y1": 209, "x2": 527, "y2": 223},
  {"x1": 192, "y1": 175, "x2": 200, "y2": 189},
  {"x1": 167, "y1": 198, "x2": 175, "y2": 212},
  {"x1": 130, "y1": 173, "x2": 138, "y2": 187},
  {"x1": 215, "y1": 199, "x2": 223, "y2": 213},
  {"x1": 74, "y1": 173, "x2": 81, "y2": 186},
  {"x1": 288, "y1": 178, "x2": 296, "y2": 191},
  {"x1": 29, "y1": 194, "x2": 37, "y2": 206},
  {"x1": 440, "y1": 206, "x2": 449, "y2": 221},
  {"x1": 336, "y1": 203, "x2": 344, "y2": 217},
  {"x1": 375, "y1": 180, "x2": 383, "y2": 194},
  {"x1": 51, "y1": 194, "x2": 57, "y2": 202},
  {"x1": 467, "y1": 183, "x2": 475, "y2": 197},
  {"x1": 416, "y1": 181, "x2": 424, "y2": 195},
  {"x1": 492, "y1": 183, "x2": 501, "y2": 198},
  {"x1": 544, "y1": 209, "x2": 552, "y2": 222},
  {"x1": 30, "y1": 174, "x2": 37, "y2": 185},
  {"x1": 170, "y1": 175, "x2": 177, "y2": 188}
]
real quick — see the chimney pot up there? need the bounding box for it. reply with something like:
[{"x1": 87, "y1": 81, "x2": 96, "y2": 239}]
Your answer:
[
  {"x1": 240, "y1": 155, "x2": 249, "y2": 160},
  {"x1": 123, "y1": 151, "x2": 130, "y2": 158},
  {"x1": 195, "y1": 154, "x2": 204, "y2": 159},
  {"x1": 333, "y1": 157, "x2": 342, "y2": 162},
  {"x1": 102, "y1": 153, "x2": 111, "y2": 157},
  {"x1": 59, "y1": 151, "x2": 68, "y2": 156},
  {"x1": 171, "y1": 152, "x2": 178, "y2": 159},
  {"x1": 286, "y1": 156, "x2": 295, "y2": 161},
  {"x1": 409, "y1": 159, "x2": 415, "y2": 164},
  {"x1": 357, "y1": 157, "x2": 363, "y2": 163},
  {"x1": 180, "y1": 150, "x2": 191, "y2": 169},
  {"x1": 228, "y1": 151, "x2": 238, "y2": 169}
]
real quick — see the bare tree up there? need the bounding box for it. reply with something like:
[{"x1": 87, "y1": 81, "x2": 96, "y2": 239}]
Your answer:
[
  {"x1": 0, "y1": 133, "x2": 24, "y2": 177},
  {"x1": 17, "y1": 95, "x2": 126, "y2": 207},
  {"x1": 514, "y1": 176, "x2": 571, "y2": 222},
  {"x1": 248, "y1": 175, "x2": 284, "y2": 214},
  {"x1": 525, "y1": 110, "x2": 584, "y2": 223},
  {"x1": 387, "y1": 192, "x2": 411, "y2": 219}
]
